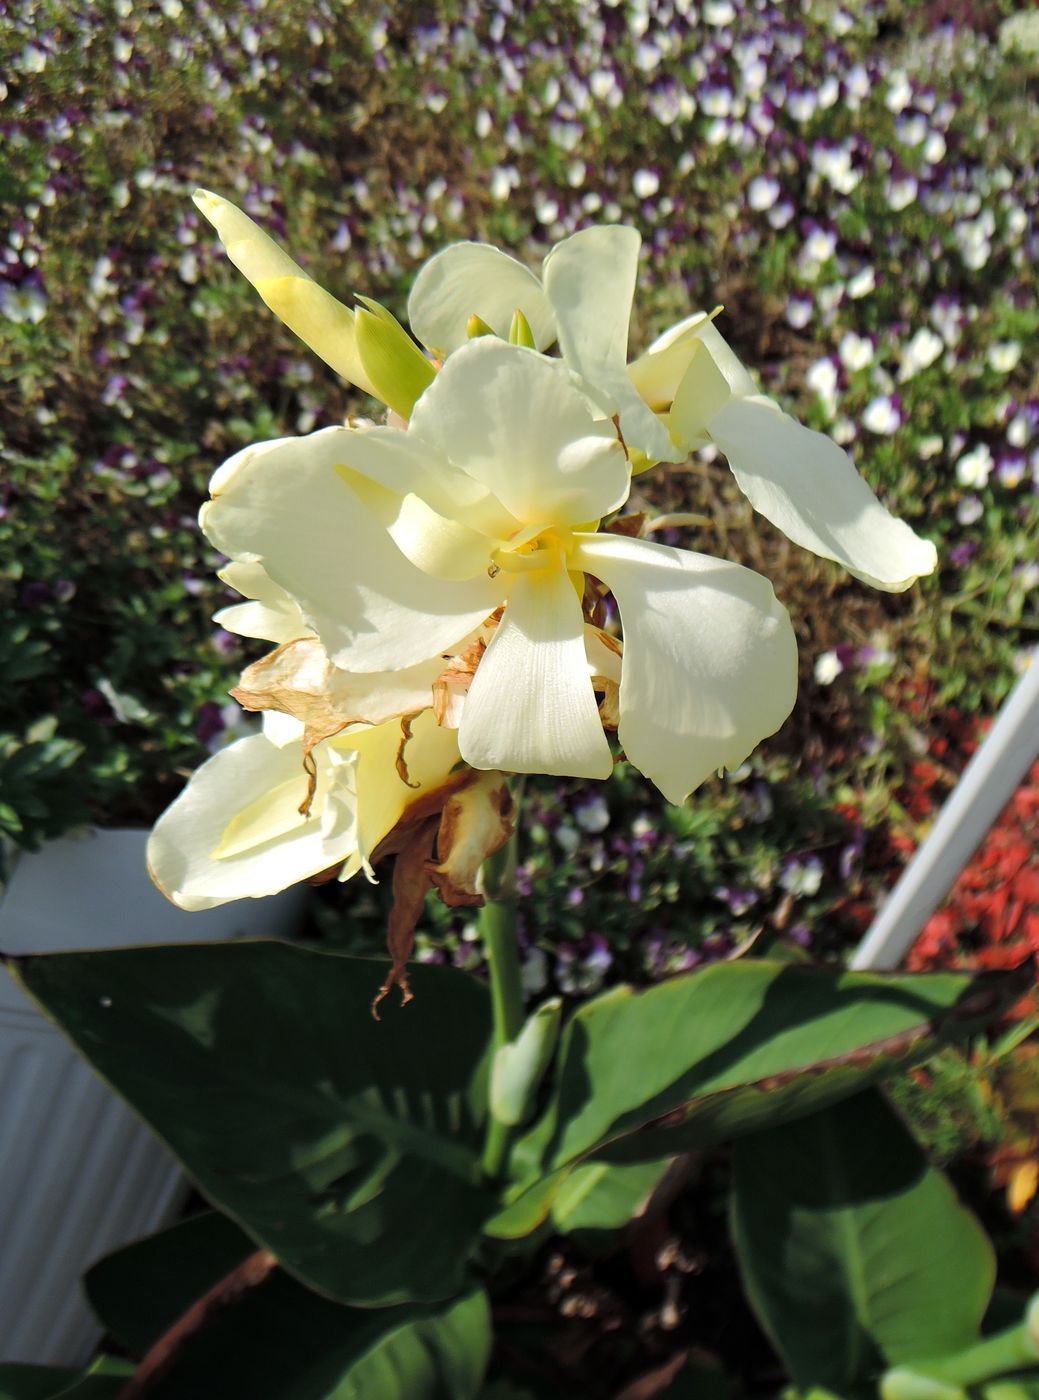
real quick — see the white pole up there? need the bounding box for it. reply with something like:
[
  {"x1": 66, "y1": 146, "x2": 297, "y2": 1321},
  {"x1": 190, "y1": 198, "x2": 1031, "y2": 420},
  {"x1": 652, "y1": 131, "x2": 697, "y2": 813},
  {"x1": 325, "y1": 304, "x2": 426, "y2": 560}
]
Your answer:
[{"x1": 850, "y1": 658, "x2": 1039, "y2": 972}]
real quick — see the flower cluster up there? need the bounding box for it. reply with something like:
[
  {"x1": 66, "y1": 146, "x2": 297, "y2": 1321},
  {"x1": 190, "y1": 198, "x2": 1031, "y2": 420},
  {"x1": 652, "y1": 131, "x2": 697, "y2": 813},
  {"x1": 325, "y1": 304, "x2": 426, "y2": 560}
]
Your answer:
[{"x1": 148, "y1": 192, "x2": 935, "y2": 964}]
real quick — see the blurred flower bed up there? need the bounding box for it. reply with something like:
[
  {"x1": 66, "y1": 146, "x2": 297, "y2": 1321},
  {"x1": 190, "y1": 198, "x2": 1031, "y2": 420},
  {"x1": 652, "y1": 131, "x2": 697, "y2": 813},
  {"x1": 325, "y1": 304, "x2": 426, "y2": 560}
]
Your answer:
[{"x1": 2, "y1": 0, "x2": 1036, "y2": 976}]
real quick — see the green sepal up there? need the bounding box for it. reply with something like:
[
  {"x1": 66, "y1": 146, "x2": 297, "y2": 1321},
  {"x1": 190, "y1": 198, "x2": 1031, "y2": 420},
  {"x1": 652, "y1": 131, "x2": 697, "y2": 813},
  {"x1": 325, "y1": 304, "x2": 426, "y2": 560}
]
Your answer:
[
  {"x1": 353, "y1": 296, "x2": 435, "y2": 418},
  {"x1": 507, "y1": 308, "x2": 537, "y2": 348}
]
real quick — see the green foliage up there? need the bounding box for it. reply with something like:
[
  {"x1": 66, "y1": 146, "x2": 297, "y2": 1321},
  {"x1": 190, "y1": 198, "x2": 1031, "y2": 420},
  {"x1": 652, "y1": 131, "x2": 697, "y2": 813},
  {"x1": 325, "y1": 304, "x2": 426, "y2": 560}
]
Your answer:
[
  {"x1": 732, "y1": 1090, "x2": 996, "y2": 1395},
  {"x1": 0, "y1": 1358, "x2": 134, "y2": 1400},
  {"x1": 512, "y1": 962, "x2": 979, "y2": 1180},
  {"x1": 85, "y1": 1213, "x2": 491, "y2": 1400},
  {"x1": 12, "y1": 943, "x2": 496, "y2": 1306}
]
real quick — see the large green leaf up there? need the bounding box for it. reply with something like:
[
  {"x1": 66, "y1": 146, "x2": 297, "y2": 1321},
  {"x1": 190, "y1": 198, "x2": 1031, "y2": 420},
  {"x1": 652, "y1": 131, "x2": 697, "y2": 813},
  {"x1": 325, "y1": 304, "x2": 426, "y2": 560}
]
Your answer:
[
  {"x1": 85, "y1": 1212, "x2": 490, "y2": 1400},
  {"x1": 513, "y1": 961, "x2": 991, "y2": 1179},
  {"x1": 10, "y1": 941, "x2": 495, "y2": 1306},
  {"x1": 731, "y1": 1089, "x2": 996, "y2": 1394}
]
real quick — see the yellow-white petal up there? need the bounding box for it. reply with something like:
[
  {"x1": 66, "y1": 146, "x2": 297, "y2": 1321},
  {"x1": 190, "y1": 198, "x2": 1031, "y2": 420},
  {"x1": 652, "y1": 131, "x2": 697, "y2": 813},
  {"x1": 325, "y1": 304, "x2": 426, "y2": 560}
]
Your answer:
[
  {"x1": 333, "y1": 424, "x2": 515, "y2": 538},
  {"x1": 201, "y1": 427, "x2": 502, "y2": 671},
  {"x1": 669, "y1": 342, "x2": 732, "y2": 448},
  {"x1": 407, "y1": 241, "x2": 556, "y2": 356},
  {"x1": 686, "y1": 318, "x2": 759, "y2": 397},
  {"x1": 627, "y1": 310, "x2": 713, "y2": 409},
  {"x1": 709, "y1": 397, "x2": 939, "y2": 591},
  {"x1": 458, "y1": 566, "x2": 614, "y2": 780},
  {"x1": 542, "y1": 225, "x2": 641, "y2": 370},
  {"x1": 147, "y1": 733, "x2": 357, "y2": 910},
  {"x1": 215, "y1": 560, "x2": 312, "y2": 643},
  {"x1": 340, "y1": 709, "x2": 463, "y2": 867},
  {"x1": 192, "y1": 189, "x2": 378, "y2": 397},
  {"x1": 542, "y1": 225, "x2": 682, "y2": 465},
  {"x1": 408, "y1": 339, "x2": 630, "y2": 528},
  {"x1": 572, "y1": 533, "x2": 798, "y2": 804}
]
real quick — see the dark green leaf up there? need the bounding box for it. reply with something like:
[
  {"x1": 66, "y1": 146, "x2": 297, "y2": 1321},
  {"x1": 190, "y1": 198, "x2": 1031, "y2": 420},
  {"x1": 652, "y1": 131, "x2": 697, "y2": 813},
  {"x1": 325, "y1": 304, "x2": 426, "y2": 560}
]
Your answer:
[
  {"x1": 85, "y1": 1211, "x2": 491, "y2": 1398},
  {"x1": 85, "y1": 1211, "x2": 254, "y2": 1355},
  {"x1": 731, "y1": 1089, "x2": 995, "y2": 1393},
  {"x1": 0, "y1": 1359, "x2": 135, "y2": 1400},
  {"x1": 11, "y1": 942, "x2": 495, "y2": 1306}
]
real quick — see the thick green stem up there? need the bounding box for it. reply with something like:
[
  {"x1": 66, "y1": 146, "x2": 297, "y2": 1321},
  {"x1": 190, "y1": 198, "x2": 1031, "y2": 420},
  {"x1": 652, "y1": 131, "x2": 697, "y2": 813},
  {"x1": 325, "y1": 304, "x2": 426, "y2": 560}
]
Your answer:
[{"x1": 480, "y1": 828, "x2": 524, "y2": 1180}]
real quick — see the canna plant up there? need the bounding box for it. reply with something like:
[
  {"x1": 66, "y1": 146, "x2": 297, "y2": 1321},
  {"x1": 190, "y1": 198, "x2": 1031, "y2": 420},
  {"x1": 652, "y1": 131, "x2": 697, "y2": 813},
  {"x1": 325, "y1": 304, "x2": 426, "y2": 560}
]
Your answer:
[{"x1": 3, "y1": 197, "x2": 1031, "y2": 1400}]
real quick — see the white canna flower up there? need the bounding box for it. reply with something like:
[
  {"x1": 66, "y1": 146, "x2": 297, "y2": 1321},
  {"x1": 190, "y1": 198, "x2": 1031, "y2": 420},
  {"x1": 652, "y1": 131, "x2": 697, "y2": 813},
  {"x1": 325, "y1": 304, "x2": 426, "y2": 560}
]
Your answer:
[
  {"x1": 201, "y1": 338, "x2": 797, "y2": 806},
  {"x1": 629, "y1": 316, "x2": 937, "y2": 592},
  {"x1": 407, "y1": 225, "x2": 682, "y2": 467}
]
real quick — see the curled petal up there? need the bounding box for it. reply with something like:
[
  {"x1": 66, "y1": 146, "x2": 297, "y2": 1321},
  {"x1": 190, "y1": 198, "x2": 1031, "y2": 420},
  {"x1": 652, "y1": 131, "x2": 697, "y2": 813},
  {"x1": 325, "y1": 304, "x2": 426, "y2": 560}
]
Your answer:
[
  {"x1": 668, "y1": 342, "x2": 731, "y2": 448},
  {"x1": 408, "y1": 242, "x2": 556, "y2": 356},
  {"x1": 201, "y1": 428, "x2": 502, "y2": 671},
  {"x1": 684, "y1": 317, "x2": 760, "y2": 397},
  {"x1": 192, "y1": 189, "x2": 377, "y2": 397},
  {"x1": 628, "y1": 310, "x2": 713, "y2": 409},
  {"x1": 572, "y1": 534, "x2": 798, "y2": 804},
  {"x1": 459, "y1": 566, "x2": 614, "y2": 781},
  {"x1": 215, "y1": 560, "x2": 311, "y2": 644},
  {"x1": 147, "y1": 734, "x2": 358, "y2": 911},
  {"x1": 409, "y1": 339, "x2": 630, "y2": 528},
  {"x1": 709, "y1": 397, "x2": 939, "y2": 591}
]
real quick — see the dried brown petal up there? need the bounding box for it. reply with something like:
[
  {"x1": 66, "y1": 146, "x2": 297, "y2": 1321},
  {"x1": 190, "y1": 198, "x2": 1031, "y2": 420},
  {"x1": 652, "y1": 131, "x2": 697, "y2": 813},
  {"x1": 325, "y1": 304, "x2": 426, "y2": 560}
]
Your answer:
[{"x1": 370, "y1": 817, "x2": 438, "y2": 1020}]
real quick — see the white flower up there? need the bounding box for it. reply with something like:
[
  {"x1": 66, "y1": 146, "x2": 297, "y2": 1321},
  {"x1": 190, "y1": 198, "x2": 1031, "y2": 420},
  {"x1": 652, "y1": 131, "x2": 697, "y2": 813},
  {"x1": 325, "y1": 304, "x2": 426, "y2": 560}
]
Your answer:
[
  {"x1": 988, "y1": 342, "x2": 1022, "y2": 373},
  {"x1": 633, "y1": 168, "x2": 660, "y2": 199},
  {"x1": 918, "y1": 435, "x2": 944, "y2": 460},
  {"x1": 747, "y1": 175, "x2": 780, "y2": 211},
  {"x1": 201, "y1": 339, "x2": 798, "y2": 806},
  {"x1": 861, "y1": 396, "x2": 901, "y2": 436},
  {"x1": 957, "y1": 495, "x2": 983, "y2": 525},
  {"x1": 899, "y1": 326, "x2": 944, "y2": 380},
  {"x1": 955, "y1": 443, "x2": 993, "y2": 489},
  {"x1": 814, "y1": 651, "x2": 843, "y2": 685},
  {"x1": 407, "y1": 225, "x2": 681, "y2": 466},
  {"x1": 847, "y1": 266, "x2": 876, "y2": 300},
  {"x1": 838, "y1": 332, "x2": 873, "y2": 372}
]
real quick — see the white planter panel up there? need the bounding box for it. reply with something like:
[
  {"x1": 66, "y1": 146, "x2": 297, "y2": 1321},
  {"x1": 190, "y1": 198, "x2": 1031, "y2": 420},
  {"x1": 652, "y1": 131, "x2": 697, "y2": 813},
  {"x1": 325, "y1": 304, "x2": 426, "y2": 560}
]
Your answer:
[{"x1": 0, "y1": 827, "x2": 307, "y2": 1366}]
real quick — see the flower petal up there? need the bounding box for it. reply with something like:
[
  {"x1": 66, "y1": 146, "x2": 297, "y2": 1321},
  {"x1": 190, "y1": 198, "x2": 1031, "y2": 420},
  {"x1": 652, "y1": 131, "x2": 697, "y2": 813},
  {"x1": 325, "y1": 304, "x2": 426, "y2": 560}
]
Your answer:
[
  {"x1": 572, "y1": 534, "x2": 798, "y2": 804},
  {"x1": 407, "y1": 242, "x2": 556, "y2": 356},
  {"x1": 542, "y1": 225, "x2": 681, "y2": 464},
  {"x1": 147, "y1": 733, "x2": 357, "y2": 910},
  {"x1": 686, "y1": 318, "x2": 760, "y2": 397},
  {"x1": 458, "y1": 566, "x2": 614, "y2": 780},
  {"x1": 232, "y1": 638, "x2": 445, "y2": 741},
  {"x1": 709, "y1": 397, "x2": 939, "y2": 591},
  {"x1": 669, "y1": 341, "x2": 732, "y2": 447},
  {"x1": 215, "y1": 560, "x2": 312, "y2": 643},
  {"x1": 343, "y1": 709, "x2": 463, "y2": 867},
  {"x1": 192, "y1": 190, "x2": 377, "y2": 397},
  {"x1": 408, "y1": 339, "x2": 630, "y2": 527},
  {"x1": 542, "y1": 225, "x2": 640, "y2": 370},
  {"x1": 628, "y1": 310, "x2": 713, "y2": 409},
  {"x1": 201, "y1": 427, "x2": 502, "y2": 670}
]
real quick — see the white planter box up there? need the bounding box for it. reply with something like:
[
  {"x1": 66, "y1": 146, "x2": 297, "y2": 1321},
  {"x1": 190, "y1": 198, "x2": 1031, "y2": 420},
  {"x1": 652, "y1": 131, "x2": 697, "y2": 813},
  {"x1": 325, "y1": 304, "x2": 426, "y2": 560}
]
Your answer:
[{"x1": 0, "y1": 827, "x2": 307, "y2": 1366}]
